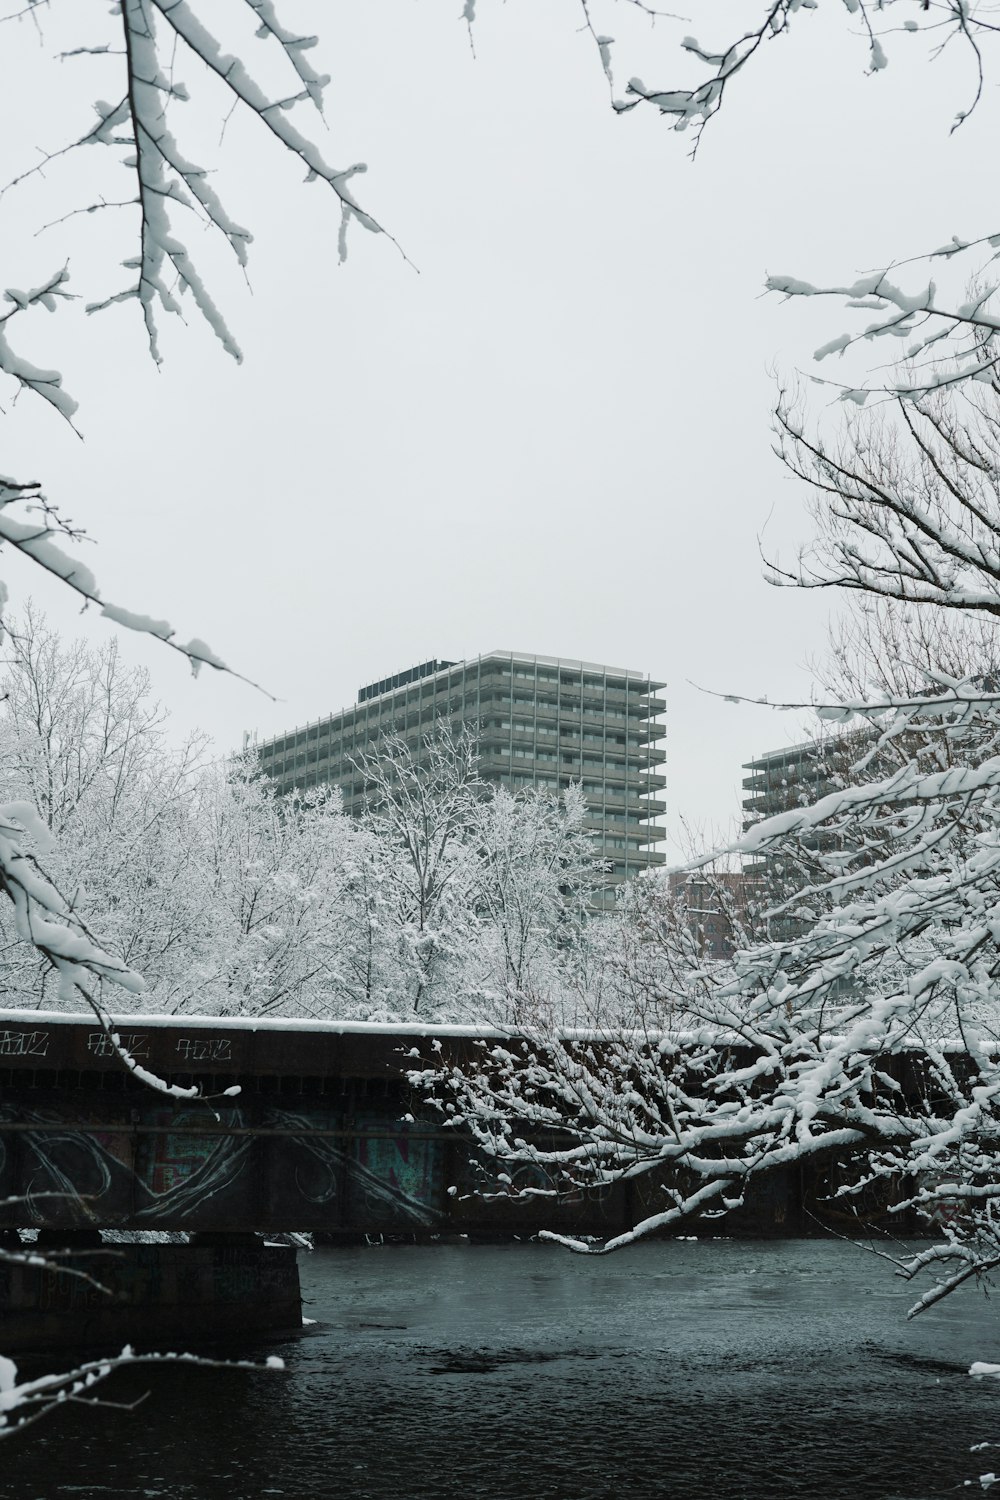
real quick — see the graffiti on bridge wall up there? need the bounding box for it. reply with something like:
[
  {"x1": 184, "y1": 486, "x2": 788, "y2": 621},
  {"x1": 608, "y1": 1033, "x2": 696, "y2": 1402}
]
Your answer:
[
  {"x1": 0, "y1": 1097, "x2": 450, "y2": 1233},
  {"x1": 0, "y1": 1029, "x2": 50, "y2": 1058}
]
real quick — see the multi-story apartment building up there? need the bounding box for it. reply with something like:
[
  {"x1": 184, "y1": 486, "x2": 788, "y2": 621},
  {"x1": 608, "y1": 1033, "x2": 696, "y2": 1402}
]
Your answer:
[
  {"x1": 742, "y1": 735, "x2": 860, "y2": 939},
  {"x1": 255, "y1": 650, "x2": 667, "y2": 901},
  {"x1": 742, "y1": 738, "x2": 853, "y2": 826}
]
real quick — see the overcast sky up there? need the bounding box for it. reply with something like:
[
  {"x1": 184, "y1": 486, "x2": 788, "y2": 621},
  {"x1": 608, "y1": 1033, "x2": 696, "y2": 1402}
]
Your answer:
[{"x1": 1, "y1": 1, "x2": 997, "y2": 857}]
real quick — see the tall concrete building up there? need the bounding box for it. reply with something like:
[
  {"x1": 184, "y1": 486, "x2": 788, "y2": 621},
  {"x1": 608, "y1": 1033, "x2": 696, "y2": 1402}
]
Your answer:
[
  {"x1": 255, "y1": 650, "x2": 667, "y2": 900},
  {"x1": 742, "y1": 735, "x2": 858, "y2": 939},
  {"x1": 742, "y1": 738, "x2": 853, "y2": 825}
]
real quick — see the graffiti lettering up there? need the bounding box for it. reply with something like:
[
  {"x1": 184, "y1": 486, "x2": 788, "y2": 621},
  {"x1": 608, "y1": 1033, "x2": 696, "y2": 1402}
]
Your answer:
[
  {"x1": 175, "y1": 1038, "x2": 232, "y2": 1063},
  {"x1": 0, "y1": 1029, "x2": 49, "y2": 1058},
  {"x1": 87, "y1": 1032, "x2": 150, "y2": 1059}
]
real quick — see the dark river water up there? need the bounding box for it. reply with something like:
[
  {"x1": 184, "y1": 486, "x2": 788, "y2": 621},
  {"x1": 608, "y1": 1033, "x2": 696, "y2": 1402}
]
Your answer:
[{"x1": 6, "y1": 1238, "x2": 1000, "y2": 1500}]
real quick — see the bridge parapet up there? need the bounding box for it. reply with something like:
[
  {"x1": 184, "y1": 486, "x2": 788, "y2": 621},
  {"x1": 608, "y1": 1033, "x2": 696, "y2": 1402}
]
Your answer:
[{"x1": 0, "y1": 1009, "x2": 491, "y2": 1084}]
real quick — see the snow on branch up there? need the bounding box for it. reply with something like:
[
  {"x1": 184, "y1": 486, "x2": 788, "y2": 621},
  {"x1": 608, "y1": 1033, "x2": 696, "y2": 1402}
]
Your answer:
[
  {"x1": 696, "y1": 679, "x2": 1000, "y2": 726},
  {"x1": 0, "y1": 270, "x2": 78, "y2": 425},
  {"x1": 91, "y1": 0, "x2": 404, "y2": 360},
  {"x1": 770, "y1": 379, "x2": 1000, "y2": 613},
  {"x1": 0, "y1": 476, "x2": 270, "y2": 690},
  {"x1": 148, "y1": 0, "x2": 395, "y2": 255},
  {"x1": 610, "y1": 1, "x2": 957, "y2": 147},
  {"x1": 768, "y1": 271, "x2": 1000, "y2": 402},
  {"x1": 594, "y1": 1, "x2": 1000, "y2": 393},
  {"x1": 0, "y1": 1345, "x2": 284, "y2": 1439},
  {"x1": 243, "y1": 0, "x2": 329, "y2": 111},
  {"x1": 0, "y1": 3, "x2": 399, "y2": 364},
  {"x1": 413, "y1": 966, "x2": 1000, "y2": 1302},
  {"x1": 410, "y1": 411, "x2": 1000, "y2": 1302}
]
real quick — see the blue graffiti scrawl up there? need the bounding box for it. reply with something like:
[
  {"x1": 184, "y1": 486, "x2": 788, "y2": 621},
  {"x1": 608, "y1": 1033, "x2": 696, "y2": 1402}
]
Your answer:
[
  {"x1": 347, "y1": 1113, "x2": 445, "y2": 1230},
  {"x1": 0, "y1": 1091, "x2": 453, "y2": 1234}
]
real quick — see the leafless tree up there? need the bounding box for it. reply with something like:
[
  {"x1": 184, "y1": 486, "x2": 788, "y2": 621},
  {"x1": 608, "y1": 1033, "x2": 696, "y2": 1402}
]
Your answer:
[
  {"x1": 353, "y1": 723, "x2": 484, "y2": 1014},
  {"x1": 414, "y1": 369, "x2": 1000, "y2": 1329}
]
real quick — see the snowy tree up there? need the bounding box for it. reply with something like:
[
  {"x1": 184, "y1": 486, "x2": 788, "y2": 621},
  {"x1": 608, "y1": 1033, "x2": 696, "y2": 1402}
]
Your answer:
[
  {"x1": 413, "y1": 371, "x2": 1000, "y2": 1322},
  {"x1": 817, "y1": 599, "x2": 1000, "y2": 715},
  {"x1": 0, "y1": 0, "x2": 371, "y2": 672},
  {"x1": 4, "y1": 0, "x2": 997, "y2": 1436},
  {"x1": 186, "y1": 758, "x2": 360, "y2": 1019},
  {"x1": 0, "y1": 0, "x2": 994, "y2": 1039},
  {"x1": 249, "y1": 722, "x2": 610, "y2": 1025},
  {"x1": 739, "y1": 382, "x2": 1000, "y2": 914},
  {"x1": 771, "y1": 378, "x2": 1000, "y2": 629},
  {"x1": 0, "y1": 627, "x2": 639, "y2": 1028},
  {"x1": 585, "y1": 2, "x2": 1000, "y2": 400},
  {"x1": 0, "y1": 609, "x2": 439, "y2": 1021},
  {"x1": 0, "y1": 0, "x2": 400, "y2": 1047},
  {"x1": 0, "y1": 603, "x2": 177, "y2": 838},
  {"x1": 353, "y1": 724, "x2": 485, "y2": 1017},
  {"x1": 0, "y1": 608, "x2": 213, "y2": 1008},
  {"x1": 468, "y1": 782, "x2": 600, "y2": 1025},
  {"x1": 0, "y1": 0, "x2": 401, "y2": 1433},
  {"x1": 322, "y1": 819, "x2": 408, "y2": 1022}
]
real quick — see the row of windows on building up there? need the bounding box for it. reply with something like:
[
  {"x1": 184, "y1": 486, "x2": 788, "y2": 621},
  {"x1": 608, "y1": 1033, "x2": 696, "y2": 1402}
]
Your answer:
[
  {"x1": 488, "y1": 720, "x2": 643, "y2": 747},
  {"x1": 266, "y1": 750, "x2": 649, "y2": 786},
  {"x1": 339, "y1": 692, "x2": 645, "y2": 728},
  {"x1": 258, "y1": 702, "x2": 653, "y2": 764},
  {"x1": 261, "y1": 670, "x2": 661, "y2": 742},
  {"x1": 270, "y1": 766, "x2": 656, "y2": 812},
  {"x1": 259, "y1": 733, "x2": 654, "y2": 777},
  {"x1": 495, "y1": 747, "x2": 636, "y2": 767}
]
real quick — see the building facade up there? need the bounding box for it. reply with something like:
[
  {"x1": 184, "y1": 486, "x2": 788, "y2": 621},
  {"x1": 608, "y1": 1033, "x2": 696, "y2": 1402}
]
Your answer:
[
  {"x1": 255, "y1": 650, "x2": 667, "y2": 900},
  {"x1": 742, "y1": 735, "x2": 860, "y2": 940},
  {"x1": 742, "y1": 737, "x2": 854, "y2": 831}
]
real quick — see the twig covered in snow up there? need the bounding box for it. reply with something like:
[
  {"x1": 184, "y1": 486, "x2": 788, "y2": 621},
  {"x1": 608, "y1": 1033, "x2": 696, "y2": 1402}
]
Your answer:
[
  {"x1": 0, "y1": 478, "x2": 265, "y2": 687},
  {"x1": 0, "y1": 1345, "x2": 284, "y2": 1440},
  {"x1": 575, "y1": 2, "x2": 1000, "y2": 396},
  {"x1": 413, "y1": 368, "x2": 1000, "y2": 1315}
]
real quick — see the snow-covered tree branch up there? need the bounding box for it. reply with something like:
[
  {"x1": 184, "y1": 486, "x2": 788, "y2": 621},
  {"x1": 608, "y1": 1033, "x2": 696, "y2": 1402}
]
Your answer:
[
  {"x1": 412, "y1": 371, "x2": 1000, "y2": 1315},
  {"x1": 569, "y1": 2, "x2": 1000, "y2": 398},
  {"x1": 0, "y1": 4, "x2": 400, "y2": 1428},
  {"x1": 0, "y1": 1344, "x2": 284, "y2": 1441}
]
